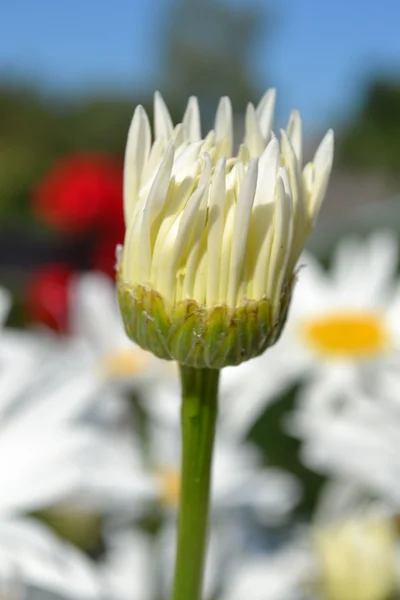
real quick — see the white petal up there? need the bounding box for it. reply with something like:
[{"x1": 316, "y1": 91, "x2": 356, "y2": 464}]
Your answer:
[
  {"x1": 100, "y1": 531, "x2": 154, "y2": 600},
  {"x1": 152, "y1": 176, "x2": 195, "y2": 286},
  {"x1": 314, "y1": 128, "x2": 334, "y2": 175},
  {"x1": 123, "y1": 105, "x2": 151, "y2": 223},
  {"x1": 141, "y1": 137, "x2": 168, "y2": 188},
  {"x1": 171, "y1": 140, "x2": 203, "y2": 182},
  {"x1": 254, "y1": 137, "x2": 280, "y2": 207},
  {"x1": 215, "y1": 96, "x2": 233, "y2": 158},
  {"x1": 309, "y1": 129, "x2": 334, "y2": 217},
  {"x1": 182, "y1": 96, "x2": 201, "y2": 142},
  {"x1": 227, "y1": 159, "x2": 258, "y2": 306},
  {"x1": 256, "y1": 88, "x2": 276, "y2": 140},
  {"x1": 245, "y1": 103, "x2": 265, "y2": 157},
  {"x1": 182, "y1": 156, "x2": 212, "y2": 302},
  {"x1": 172, "y1": 123, "x2": 185, "y2": 147},
  {"x1": 250, "y1": 138, "x2": 280, "y2": 298},
  {"x1": 206, "y1": 158, "x2": 226, "y2": 305},
  {"x1": 139, "y1": 142, "x2": 175, "y2": 281},
  {"x1": 0, "y1": 518, "x2": 100, "y2": 598},
  {"x1": 287, "y1": 109, "x2": 302, "y2": 165},
  {"x1": 266, "y1": 173, "x2": 293, "y2": 309},
  {"x1": 154, "y1": 91, "x2": 174, "y2": 140},
  {"x1": 163, "y1": 183, "x2": 207, "y2": 302}
]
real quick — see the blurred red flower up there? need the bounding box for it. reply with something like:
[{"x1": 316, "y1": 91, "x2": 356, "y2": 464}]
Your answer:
[
  {"x1": 25, "y1": 264, "x2": 73, "y2": 333},
  {"x1": 91, "y1": 234, "x2": 122, "y2": 280},
  {"x1": 33, "y1": 154, "x2": 124, "y2": 234}
]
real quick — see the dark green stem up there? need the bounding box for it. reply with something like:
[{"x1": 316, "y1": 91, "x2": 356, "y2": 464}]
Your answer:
[{"x1": 171, "y1": 365, "x2": 220, "y2": 600}]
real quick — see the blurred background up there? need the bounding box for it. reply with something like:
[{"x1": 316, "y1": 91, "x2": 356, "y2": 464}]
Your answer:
[
  {"x1": 1, "y1": 1, "x2": 400, "y2": 596},
  {"x1": 1, "y1": 0, "x2": 400, "y2": 321}
]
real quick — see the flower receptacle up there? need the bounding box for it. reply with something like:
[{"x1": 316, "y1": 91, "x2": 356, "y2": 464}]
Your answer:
[{"x1": 117, "y1": 275, "x2": 295, "y2": 369}]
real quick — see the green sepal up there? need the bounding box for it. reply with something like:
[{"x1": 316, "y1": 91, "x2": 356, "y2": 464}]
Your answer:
[{"x1": 117, "y1": 275, "x2": 294, "y2": 369}]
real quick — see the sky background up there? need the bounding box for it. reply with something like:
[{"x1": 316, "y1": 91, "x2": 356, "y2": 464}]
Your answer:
[{"x1": 1, "y1": 0, "x2": 400, "y2": 132}]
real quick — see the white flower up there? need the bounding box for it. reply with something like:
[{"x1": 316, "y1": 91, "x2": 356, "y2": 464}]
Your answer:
[
  {"x1": 104, "y1": 413, "x2": 300, "y2": 525},
  {"x1": 0, "y1": 518, "x2": 101, "y2": 600},
  {"x1": 312, "y1": 482, "x2": 398, "y2": 600},
  {"x1": 223, "y1": 231, "x2": 400, "y2": 436},
  {"x1": 69, "y1": 272, "x2": 168, "y2": 386},
  {"x1": 222, "y1": 481, "x2": 398, "y2": 600},
  {"x1": 0, "y1": 328, "x2": 156, "y2": 597},
  {"x1": 122, "y1": 90, "x2": 333, "y2": 310},
  {"x1": 99, "y1": 531, "x2": 154, "y2": 600},
  {"x1": 288, "y1": 374, "x2": 400, "y2": 509},
  {"x1": 220, "y1": 545, "x2": 311, "y2": 600},
  {"x1": 118, "y1": 90, "x2": 333, "y2": 368},
  {"x1": 98, "y1": 524, "x2": 245, "y2": 600}
]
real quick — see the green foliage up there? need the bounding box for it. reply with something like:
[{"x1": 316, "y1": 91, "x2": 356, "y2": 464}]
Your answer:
[
  {"x1": 338, "y1": 78, "x2": 400, "y2": 175},
  {"x1": 250, "y1": 384, "x2": 326, "y2": 518},
  {"x1": 0, "y1": 84, "x2": 150, "y2": 225},
  {"x1": 161, "y1": 0, "x2": 265, "y2": 126}
]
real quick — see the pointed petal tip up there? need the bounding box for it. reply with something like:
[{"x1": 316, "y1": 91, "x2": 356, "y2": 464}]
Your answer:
[{"x1": 315, "y1": 129, "x2": 335, "y2": 168}]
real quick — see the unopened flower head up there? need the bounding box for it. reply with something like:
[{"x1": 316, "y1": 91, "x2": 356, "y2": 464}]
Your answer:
[{"x1": 118, "y1": 90, "x2": 334, "y2": 368}]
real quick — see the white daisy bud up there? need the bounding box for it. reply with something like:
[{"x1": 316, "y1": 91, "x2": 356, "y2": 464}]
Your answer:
[{"x1": 118, "y1": 90, "x2": 334, "y2": 368}]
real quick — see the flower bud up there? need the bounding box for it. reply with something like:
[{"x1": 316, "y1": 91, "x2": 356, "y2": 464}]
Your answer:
[{"x1": 118, "y1": 91, "x2": 333, "y2": 368}]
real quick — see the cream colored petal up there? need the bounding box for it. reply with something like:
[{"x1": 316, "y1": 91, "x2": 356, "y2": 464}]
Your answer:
[
  {"x1": 251, "y1": 139, "x2": 280, "y2": 298},
  {"x1": 309, "y1": 129, "x2": 334, "y2": 218},
  {"x1": 266, "y1": 173, "x2": 293, "y2": 310},
  {"x1": 182, "y1": 96, "x2": 201, "y2": 142},
  {"x1": 254, "y1": 137, "x2": 279, "y2": 207},
  {"x1": 251, "y1": 205, "x2": 274, "y2": 300},
  {"x1": 154, "y1": 91, "x2": 174, "y2": 140},
  {"x1": 280, "y1": 129, "x2": 306, "y2": 266},
  {"x1": 237, "y1": 143, "x2": 251, "y2": 164},
  {"x1": 139, "y1": 143, "x2": 175, "y2": 281},
  {"x1": 182, "y1": 156, "x2": 212, "y2": 300},
  {"x1": 206, "y1": 157, "x2": 226, "y2": 306},
  {"x1": 141, "y1": 137, "x2": 168, "y2": 191},
  {"x1": 151, "y1": 176, "x2": 195, "y2": 285},
  {"x1": 215, "y1": 96, "x2": 233, "y2": 158},
  {"x1": 280, "y1": 129, "x2": 301, "y2": 208},
  {"x1": 245, "y1": 103, "x2": 265, "y2": 157},
  {"x1": 256, "y1": 88, "x2": 276, "y2": 140},
  {"x1": 123, "y1": 206, "x2": 145, "y2": 283},
  {"x1": 287, "y1": 110, "x2": 302, "y2": 165},
  {"x1": 123, "y1": 105, "x2": 151, "y2": 223},
  {"x1": 172, "y1": 140, "x2": 203, "y2": 182},
  {"x1": 227, "y1": 159, "x2": 258, "y2": 307},
  {"x1": 164, "y1": 183, "x2": 208, "y2": 302},
  {"x1": 314, "y1": 129, "x2": 334, "y2": 175},
  {"x1": 218, "y1": 190, "x2": 236, "y2": 303},
  {"x1": 172, "y1": 123, "x2": 185, "y2": 148}
]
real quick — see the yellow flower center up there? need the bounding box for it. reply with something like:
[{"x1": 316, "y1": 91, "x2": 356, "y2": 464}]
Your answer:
[
  {"x1": 300, "y1": 311, "x2": 390, "y2": 358},
  {"x1": 158, "y1": 469, "x2": 180, "y2": 507},
  {"x1": 101, "y1": 349, "x2": 150, "y2": 377}
]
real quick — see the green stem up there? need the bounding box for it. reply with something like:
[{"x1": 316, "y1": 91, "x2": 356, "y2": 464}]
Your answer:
[{"x1": 171, "y1": 365, "x2": 220, "y2": 600}]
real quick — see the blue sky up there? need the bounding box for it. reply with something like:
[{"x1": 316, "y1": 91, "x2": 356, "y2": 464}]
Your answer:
[{"x1": 1, "y1": 0, "x2": 400, "y2": 132}]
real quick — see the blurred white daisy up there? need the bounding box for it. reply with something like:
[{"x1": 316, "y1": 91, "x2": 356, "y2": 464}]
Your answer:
[
  {"x1": 221, "y1": 481, "x2": 399, "y2": 600},
  {"x1": 217, "y1": 231, "x2": 400, "y2": 437},
  {"x1": 0, "y1": 328, "x2": 162, "y2": 598},
  {"x1": 99, "y1": 530, "x2": 154, "y2": 600},
  {"x1": 100, "y1": 524, "x2": 245, "y2": 600},
  {"x1": 287, "y1": 370, "x2": 400, "y2": 509},
  {"x1": 97, "y1": 415, "x2": 300, "y2": 525},
  {"x1": 69, "y1": 272, "x2": 169, "y2": 389},
  {"x1": 219, "y1": 545, "x2": 311, "y2": 600}
]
